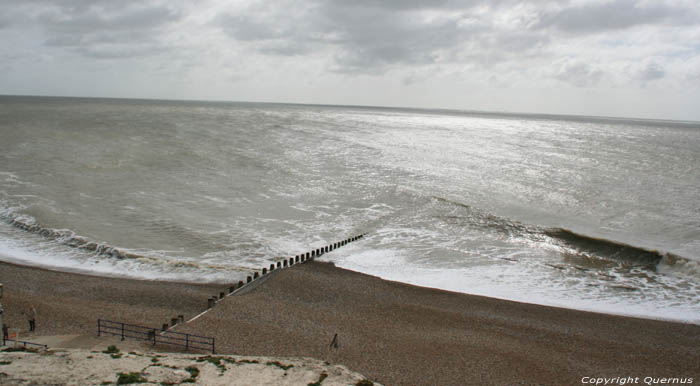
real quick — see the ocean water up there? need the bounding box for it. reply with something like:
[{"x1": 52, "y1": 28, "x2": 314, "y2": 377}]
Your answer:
[{"x1": 1, "y1": 95, "x2": 699, "y2": 323}]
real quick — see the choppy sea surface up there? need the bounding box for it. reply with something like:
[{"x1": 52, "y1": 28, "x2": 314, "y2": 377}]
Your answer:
[{"x1": 1, "y1": 96, "x2": 699, "y2": 323}]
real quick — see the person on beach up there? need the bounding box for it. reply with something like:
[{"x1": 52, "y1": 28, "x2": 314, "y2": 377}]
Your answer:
[{"x1": 27, "y1": 305, "x2": 36, "y2": 332}]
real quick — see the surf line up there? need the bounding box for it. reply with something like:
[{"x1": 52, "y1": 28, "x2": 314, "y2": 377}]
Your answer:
[{"x1": 177, "y1": 233, "x2": 368, "y2": 326}]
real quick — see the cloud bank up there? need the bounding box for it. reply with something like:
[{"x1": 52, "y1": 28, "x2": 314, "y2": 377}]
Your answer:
[{"x1": 1, "y1": 0, "x2": 699, "y2": 119}]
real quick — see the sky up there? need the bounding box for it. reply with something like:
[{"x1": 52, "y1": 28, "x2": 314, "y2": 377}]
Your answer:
[{"x1": 1, "y1": 0, "x2": 699, "y2": 121}]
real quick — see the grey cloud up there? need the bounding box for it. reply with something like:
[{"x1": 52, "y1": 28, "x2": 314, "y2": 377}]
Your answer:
[
  {"x1": 77, "y1": 44, "x2": 172, "y2": 60},
  {"x1": 322, "y1": 8, "x2": 468, "y2": 72},
  {"x1": 553, "y1": 59, "x2": 604, "y2": 87},
  {"x1": 634, "y1": 59, "x2": 665, "y2": 82},
  {"x1": 217, "y1": 1, "x2": 540, "y2": 74},
  {"x1": 486, "y1": 31, "x2": 549, "y2": 55},
  {"x1": 638, "y1": 63, "x2": 664, "y2": 81},
  {"x1": 2, "y1": 0, "x2": 183, "y2": 59},
  {"x1": 322, "y1": 0, "x2": 462, "y2": 11},
  {"x1": 258, "y1": 41, "x2": 315, "y2": 56},
  {"x1": 218, "y1": 7, "x2": 293, "y2": 42},
  {"x1": 537, "y1": 0, "x2": 699, "y2": 33},
  {"x1": 38, "y1": 4, "x2": 180, "y2": 35}
]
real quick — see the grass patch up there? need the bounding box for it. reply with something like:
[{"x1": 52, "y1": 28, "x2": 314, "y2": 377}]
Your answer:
[
  {"x1": 196, "y1": 356, "x2": 235, "y2": 373},
  {"x1": 116, "y1": 372, "x2": 147, "y2": 384},
  {"x1": 356, "y1": 380, "x2": 374, "y2": 386},
  {"x1": 103, "y1": 345, "x2": 119, "y2": 354},
  {"x1": 308, "y1": 372, "x2": 328, "y2": 386},
  {"x1": 266, "y1": 361, "x2": 294, "y2": 370},
  {"x1": 128, "y1": 351, "x2": 142, "y2": 356},
  {"x1": 110, "y1": 353, "x2": 123, "y2": 359},
  {"x1": 0, "y1": 361, "x2": 11, "y2": 365},
  {"x1": 183, "y1": 366, "x2": 199, "y2": 383}
]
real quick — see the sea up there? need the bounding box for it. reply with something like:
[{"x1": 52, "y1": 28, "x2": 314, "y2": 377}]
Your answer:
[{"x1": 1, "y1": 95, "x2": 699, "y2": 323}]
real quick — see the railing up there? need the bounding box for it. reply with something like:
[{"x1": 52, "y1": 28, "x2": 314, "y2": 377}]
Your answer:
[
  {"x1": 2, "y1": 336, "x2": 48, "y2": 350},
  {"x1": 97, "y1": 319, "x2": 215, "y2": 354}
]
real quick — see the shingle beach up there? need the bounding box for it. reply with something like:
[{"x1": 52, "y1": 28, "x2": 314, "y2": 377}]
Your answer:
[{"x1": 1, "y1": 259, "x2": 698, "y2": 385}]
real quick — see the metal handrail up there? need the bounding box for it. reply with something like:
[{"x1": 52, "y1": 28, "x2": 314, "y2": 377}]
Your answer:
[
  {"x1": 2, "y1": 335, "x2": 48, "y2": 350},
  {"x1": 97, "y1": 319, "x2": 214, "y2": 354}
]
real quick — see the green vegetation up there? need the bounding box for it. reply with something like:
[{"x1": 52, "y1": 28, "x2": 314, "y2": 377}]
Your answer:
[
  {"x1": 308, "y1": 372, "x2": 328, "y2": 386},
  {"x1": 237, "y1": 359, "x2": 259, "y2": 364},
  {"x1": 116, "y1": 372, "x2": 147, "y2": 384},
  {"x1": 0, "y1": 361, "x2": 11, "y2": 365},
  {"x1": 183, "y1": 366, "x2": 199, "y2": 383},
  {"x1": 196, "y1": 355, "x2": 220, "y2": 365},
  {"x1": 103, "y1": 345, "x2": 119, "y2": 354},
  {"x1": 196, "y1": 355, "x2": 228, "y2": 373},
  {"x1": 356, "y1": 380, "x2": 374, "y2": 386},
  {"x1": 266, "y1": 360, "x2": 294, "y2": 370},
  {"x1": 110, "y1": 353, "x2": 123, "y2": 359}
]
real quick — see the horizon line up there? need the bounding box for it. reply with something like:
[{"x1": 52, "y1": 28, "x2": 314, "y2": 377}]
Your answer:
[{"x1": 2, "y1": 93, "x2": 699, "y2": 127}]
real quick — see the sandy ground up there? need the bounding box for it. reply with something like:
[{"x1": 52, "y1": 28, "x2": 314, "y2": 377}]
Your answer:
[{"x1": 1, "y1": 259, "x2": 699, "y2": 385}]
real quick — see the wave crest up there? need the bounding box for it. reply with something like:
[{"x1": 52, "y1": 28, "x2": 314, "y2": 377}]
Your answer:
[
  {"x1": 430, "y1": 195, "x2": 684, "y2": 268},
  {"x1": 1, "y1": 209, "x2": 250, "y2": 273}
]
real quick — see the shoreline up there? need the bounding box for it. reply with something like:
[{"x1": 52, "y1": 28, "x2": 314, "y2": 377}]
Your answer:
[
  {"x1": 323, "y1": 258, "x2": 700, "y2": 326},
  {"x1": 5, "y1": 248, "x2": 697, "y2": 326},
  {"x1": 1, "y1": 259, "x2": 698, "y2": 385}
]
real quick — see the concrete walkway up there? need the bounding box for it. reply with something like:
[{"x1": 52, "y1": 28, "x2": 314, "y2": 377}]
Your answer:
[{"x1": 3, "y1": 334, "x2": 156, "y2": 352}]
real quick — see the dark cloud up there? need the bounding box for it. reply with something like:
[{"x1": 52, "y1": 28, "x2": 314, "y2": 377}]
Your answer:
[
  {"x1": 38, "y1": 4, "x2": 179, "y2": 34},
  {"x1": 2, "y1": 0, "x2": 697, "y2": 99},
  {"x1": 2, "y1": 0, "x2": 182, "y2": 59},
  {"x1": 536, "y1": 0, "x2": 698, "y2": 33},
  {"x1": 322, "y1": 7, "x2": 469, "y2": 72},
  {"x1": 323, "y1": 0, "x2": 454, "y2": 10},
  {"x1": 215, "y1": 0, "x2": 700, "y2": 76},
  {"x1": 217, "y1": 0, "x2": 542, "y2": 73}
]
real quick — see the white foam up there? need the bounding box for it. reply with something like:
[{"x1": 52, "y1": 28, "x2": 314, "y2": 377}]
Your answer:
[
  {"x1": 323, "y1": 247, "x2": 700, "y2": 325},
  {"x1": 0, "y1": 228, "x2": 238, "y2": 284}
]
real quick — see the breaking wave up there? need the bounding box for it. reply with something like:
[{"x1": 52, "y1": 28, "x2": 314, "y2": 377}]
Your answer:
[
  {"x1": 0, "y1": 208, "x2": 250, "y2": 273},
  {"x1": 430, "y1": 196, "x2": 684, "y2": 269}
]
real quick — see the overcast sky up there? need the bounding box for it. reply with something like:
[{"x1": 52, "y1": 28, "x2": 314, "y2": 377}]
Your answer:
[{"x1": 1, "y1": 0, "x2": 699, "y2": 120}]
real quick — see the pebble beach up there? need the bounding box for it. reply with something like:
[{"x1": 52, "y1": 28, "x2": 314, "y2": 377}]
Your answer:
[{"x1": 1, "y1": 259, "x2": 699, "y2": 385}]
